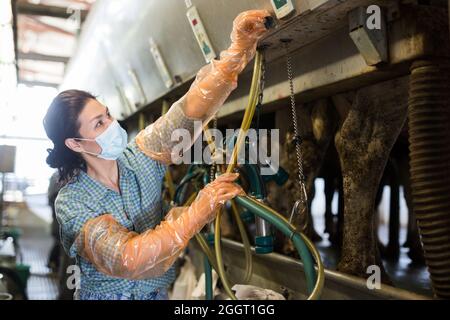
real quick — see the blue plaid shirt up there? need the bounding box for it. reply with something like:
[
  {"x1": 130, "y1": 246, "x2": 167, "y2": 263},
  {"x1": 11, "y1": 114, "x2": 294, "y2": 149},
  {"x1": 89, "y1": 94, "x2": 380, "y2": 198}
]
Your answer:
[{"x1": 55, "y1": 139, "x2": 176, "y2": 296}]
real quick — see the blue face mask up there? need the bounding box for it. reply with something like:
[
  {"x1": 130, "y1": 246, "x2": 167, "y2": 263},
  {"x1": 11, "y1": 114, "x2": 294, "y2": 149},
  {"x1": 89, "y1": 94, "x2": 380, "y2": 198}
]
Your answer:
[{"x1": 75, "y1": 120, "x2": 128, "y2": 160}]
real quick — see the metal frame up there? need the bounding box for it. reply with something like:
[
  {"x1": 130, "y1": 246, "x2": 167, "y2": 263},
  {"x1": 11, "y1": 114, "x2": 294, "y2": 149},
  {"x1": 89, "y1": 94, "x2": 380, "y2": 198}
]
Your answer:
[{"x1": 189, "y1": 238, "x2": 430, "y2": 300}]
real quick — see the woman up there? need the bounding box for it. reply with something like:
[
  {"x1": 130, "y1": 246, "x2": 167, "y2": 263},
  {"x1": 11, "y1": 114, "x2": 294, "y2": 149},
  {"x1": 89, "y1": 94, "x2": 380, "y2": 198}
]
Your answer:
[{"x1": 42, "y1": 10, "x2": 270, "y2": 300}]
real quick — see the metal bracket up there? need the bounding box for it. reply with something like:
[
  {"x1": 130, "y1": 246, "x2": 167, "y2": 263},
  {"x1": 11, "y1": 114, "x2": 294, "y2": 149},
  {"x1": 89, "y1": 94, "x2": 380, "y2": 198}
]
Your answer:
[{"x1": 348, "y1": 5, "x2": 388, "y2": 66}]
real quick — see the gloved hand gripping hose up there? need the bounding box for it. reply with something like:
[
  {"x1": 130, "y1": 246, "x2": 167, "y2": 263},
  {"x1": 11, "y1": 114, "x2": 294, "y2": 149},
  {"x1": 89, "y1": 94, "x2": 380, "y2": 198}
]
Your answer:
[{"x1": 74, "y1": 173, "x2": 243, "y2": 280}]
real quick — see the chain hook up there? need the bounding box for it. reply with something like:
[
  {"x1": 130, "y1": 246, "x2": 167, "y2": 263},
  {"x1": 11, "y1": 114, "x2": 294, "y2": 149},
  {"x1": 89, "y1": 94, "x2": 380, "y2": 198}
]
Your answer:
[
  {"x1": 289, "y1": 183, "x2": 309, "y2": 231},
  {"x1": 283, "y1": 39, "x2": 310, "y2": 232}
]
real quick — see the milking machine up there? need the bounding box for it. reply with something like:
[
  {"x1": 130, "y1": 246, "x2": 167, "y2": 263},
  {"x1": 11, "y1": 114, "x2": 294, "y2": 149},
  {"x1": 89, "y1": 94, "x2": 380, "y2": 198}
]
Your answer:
[{"x1": 168, "y1": 19, "x2": 325, "y2": 298}]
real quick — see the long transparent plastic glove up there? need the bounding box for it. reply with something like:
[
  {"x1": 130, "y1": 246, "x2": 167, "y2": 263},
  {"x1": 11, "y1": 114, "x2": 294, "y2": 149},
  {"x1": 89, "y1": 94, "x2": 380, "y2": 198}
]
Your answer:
[
  {"x1": 135, "y1": 10, "x2": 270, "y2": 164},
  {"x1": 74, "y1": 173, "x2": 244, "y2": 280}
]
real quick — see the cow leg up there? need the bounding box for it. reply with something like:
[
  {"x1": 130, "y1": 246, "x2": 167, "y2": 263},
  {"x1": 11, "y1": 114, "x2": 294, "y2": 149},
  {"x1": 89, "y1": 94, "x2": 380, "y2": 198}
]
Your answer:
[{"x1": 333, "y1": 77, "x2": 409, "y2": 282}]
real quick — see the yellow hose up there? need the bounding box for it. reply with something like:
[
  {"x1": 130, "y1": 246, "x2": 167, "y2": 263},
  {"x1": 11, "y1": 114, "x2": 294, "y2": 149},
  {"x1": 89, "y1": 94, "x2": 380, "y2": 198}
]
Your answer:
[
  {"x1": 215, "y1": 51, "x2": 263, "y2": 300},
  {"x1": 194, "y1": 232, "x2": 218, "y2": 272},
  {"x1": 204, "y1": 118, "x2": 254, "y2": 286},
  {"x1": 226, "y1": 51, "x2": 262, "y2": 174},
  {"x1": 301, "y1": 232, "x2": 325, "y2": 300}
]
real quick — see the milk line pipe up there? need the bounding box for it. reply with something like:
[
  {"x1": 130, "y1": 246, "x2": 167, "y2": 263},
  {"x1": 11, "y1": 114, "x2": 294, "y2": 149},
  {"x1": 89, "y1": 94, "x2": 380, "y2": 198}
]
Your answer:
[{"x1": 208, "y1": 52, "x2": 264, "y2": 299}]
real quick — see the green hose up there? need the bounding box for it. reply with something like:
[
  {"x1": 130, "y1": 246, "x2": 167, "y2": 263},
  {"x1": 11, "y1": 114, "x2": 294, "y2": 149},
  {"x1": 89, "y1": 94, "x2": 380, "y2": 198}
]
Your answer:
[
  {"x1": 204, "y1": 233, "x2": 214, "y2": 300},
  {"x1": 204, "y1": 256, "x2": 213, "y2": 300},
  {"x1": 234, "y1": 196, "x2": 316, "y2": 293},
  {"x1": 292, "y1": 233, "x2": 315, "y2": 293},
  {"x1": 233, "y1": 195, "x2": 326, "y2": 300},
  {"x1": 174, "y1": 167, "x2": 204, "y2": 204}
]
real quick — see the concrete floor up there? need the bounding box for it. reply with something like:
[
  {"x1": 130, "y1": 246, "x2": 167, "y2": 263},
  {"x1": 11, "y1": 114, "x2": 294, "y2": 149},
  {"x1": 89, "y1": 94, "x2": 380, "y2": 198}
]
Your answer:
[{"x1": 3, "y1": 194, "x2": 59, "y2": 300}]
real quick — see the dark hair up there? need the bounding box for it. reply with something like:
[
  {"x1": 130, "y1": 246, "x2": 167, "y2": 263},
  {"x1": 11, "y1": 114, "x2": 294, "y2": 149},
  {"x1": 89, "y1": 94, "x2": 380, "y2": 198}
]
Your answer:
[{"x1": 43, "y1": 89, "x2": 97, "y2": 184}]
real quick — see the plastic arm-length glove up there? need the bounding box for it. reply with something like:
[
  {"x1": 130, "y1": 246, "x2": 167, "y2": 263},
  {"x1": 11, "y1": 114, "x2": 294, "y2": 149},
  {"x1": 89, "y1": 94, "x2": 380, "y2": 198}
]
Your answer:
[
  {"x1": 74, "y1": 173, "x2": 244, "y2": 280},
  {"x1": 136, "y1": 10, "x2": 270, "y2": 163}
]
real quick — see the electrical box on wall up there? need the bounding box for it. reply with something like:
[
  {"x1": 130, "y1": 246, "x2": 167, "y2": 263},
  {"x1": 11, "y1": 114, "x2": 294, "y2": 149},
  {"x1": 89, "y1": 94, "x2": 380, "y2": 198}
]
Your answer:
[
  {"x1": 270, "y1": 0, "x2": 295, "y2": 19},
  {"x1": 149, "y1": 38, "x2": 174, "y2": 89},
  {"x1": 128, "y1": 67, "x2": 148, "y2": 108},
  {"x1": 348, "y1": 6, "x2": 388, "y2": 66},
  {"x1": 186, "y1": 5, "x2": 216, "y2": 63}
]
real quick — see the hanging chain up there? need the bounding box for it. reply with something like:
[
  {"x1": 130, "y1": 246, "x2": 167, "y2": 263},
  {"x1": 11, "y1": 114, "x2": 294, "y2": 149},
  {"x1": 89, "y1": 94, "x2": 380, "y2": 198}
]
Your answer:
[
  {"x1": 283, "y1": 41, "x2": 309, "y2": 226},
  {"x1": 210, "y1": 116, "x2": 218, "y2": 183},
  {"x1": 208, "y1": 116, "x2": 218, "y2": 233},
  {"x1": 210, "y1": 117, "x2": 218, "y2": 182}
]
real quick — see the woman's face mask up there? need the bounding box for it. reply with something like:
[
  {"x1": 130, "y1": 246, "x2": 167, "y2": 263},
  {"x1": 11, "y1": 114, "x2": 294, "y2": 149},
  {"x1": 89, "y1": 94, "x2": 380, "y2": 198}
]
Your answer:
[{"x1": 75, "y1": 119, "x2": 128, "y2": 160}]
